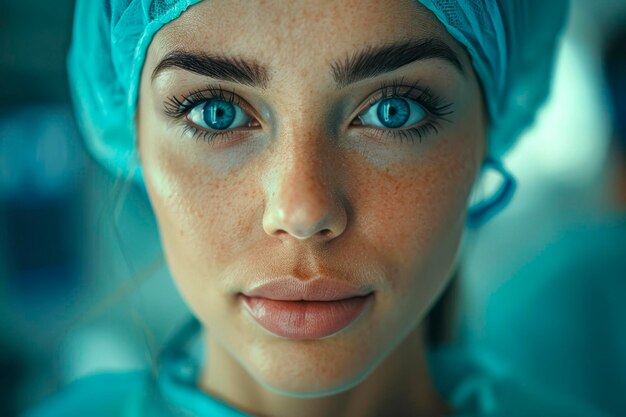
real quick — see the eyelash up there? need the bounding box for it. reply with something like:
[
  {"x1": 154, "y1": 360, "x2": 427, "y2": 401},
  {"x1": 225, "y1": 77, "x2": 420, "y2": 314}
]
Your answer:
[{"x1": 162, "y1": 77, "x2": 454, "y2": 146}]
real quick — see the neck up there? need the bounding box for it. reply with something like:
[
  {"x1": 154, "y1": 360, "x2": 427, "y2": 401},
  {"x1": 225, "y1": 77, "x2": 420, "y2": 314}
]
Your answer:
[
  {"x1": 612, "y1": 149, "x2": 626, "y2": 209},
  {"x1": 198, "y1": 324, "x2": 454, "y2": 417}
]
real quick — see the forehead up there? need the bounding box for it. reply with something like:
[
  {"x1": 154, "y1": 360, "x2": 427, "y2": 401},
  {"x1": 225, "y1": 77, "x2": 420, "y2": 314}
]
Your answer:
[{"x1": 148, "y1": 0, "x2": 462, "y2": 76}]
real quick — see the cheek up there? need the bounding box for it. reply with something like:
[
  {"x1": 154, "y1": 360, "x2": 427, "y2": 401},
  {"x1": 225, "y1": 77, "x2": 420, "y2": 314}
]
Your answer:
[
  {"x1": 140, "y1": 135, "x2": 258, "y2": 305},
  {"x1": 359, "y1": 144, "x2": 476, "y2": 274},
  {"x1": 352, "y1": 135, "x2": 479, "y2": 327}
]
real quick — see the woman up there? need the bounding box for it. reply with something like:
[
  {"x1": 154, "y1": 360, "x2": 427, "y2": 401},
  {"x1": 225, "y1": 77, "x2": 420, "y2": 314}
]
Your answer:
[{"x1": 25, "y1": 0, "x2": 607, "y2": 416}]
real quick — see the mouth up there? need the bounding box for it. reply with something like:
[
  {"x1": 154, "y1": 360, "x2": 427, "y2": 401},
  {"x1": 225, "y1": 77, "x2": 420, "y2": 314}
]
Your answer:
[{"x1": 240, "y1": 293, "x2": 375, "y2": 340}]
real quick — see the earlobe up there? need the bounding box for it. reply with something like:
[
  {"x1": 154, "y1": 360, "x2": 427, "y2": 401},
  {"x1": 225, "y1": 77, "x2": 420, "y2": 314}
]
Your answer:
[{"x1": 466, "y1": 157, "x2": 517, "y2": 228}]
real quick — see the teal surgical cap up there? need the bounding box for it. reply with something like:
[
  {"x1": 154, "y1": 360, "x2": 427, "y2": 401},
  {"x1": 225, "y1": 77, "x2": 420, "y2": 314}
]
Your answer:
[{"x1": 68, "y1": 0, "x2": 569, "y2": 185}]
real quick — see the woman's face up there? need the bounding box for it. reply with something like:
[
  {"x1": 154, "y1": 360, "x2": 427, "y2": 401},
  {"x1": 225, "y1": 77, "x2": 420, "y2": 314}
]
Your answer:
[{"x1": 138, "y1": 0, "x2": 486, "y2": 396}]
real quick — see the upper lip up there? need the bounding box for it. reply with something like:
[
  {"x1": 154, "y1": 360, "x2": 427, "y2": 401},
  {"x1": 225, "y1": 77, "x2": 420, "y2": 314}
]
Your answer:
[{"x1": 241, "y1": 277, "x2": 373, "y2": 301}]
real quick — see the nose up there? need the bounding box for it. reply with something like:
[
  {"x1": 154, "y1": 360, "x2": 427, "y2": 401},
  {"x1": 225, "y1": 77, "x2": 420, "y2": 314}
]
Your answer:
[{"x1": 262, "y1": 135, "x2": 348, "y2": 243}]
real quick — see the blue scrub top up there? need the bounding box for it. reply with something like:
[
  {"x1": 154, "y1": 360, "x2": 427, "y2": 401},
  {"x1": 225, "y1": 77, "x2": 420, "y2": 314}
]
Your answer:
[
  {"x1": 23, "y1": 318, "x2": 610, "y2": 417},
  {"x1": 477, "y1": 213, "x2": 626, "y2": 416}
]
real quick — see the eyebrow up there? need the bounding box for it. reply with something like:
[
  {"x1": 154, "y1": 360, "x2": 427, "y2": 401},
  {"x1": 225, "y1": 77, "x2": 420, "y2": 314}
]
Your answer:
[
  {"x1": 152, "y1": 52, "x2": 271, "y2": 88},
  {"x1": 331, "y1": 38, "x2": 464, "y2": 88},
  {"x1": 151, "y1": 38, "x2": 464, "y2": 89}
]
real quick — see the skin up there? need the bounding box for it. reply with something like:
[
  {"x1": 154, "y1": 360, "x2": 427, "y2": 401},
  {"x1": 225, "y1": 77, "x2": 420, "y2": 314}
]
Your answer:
[{"x1": 137, "y1": 1, "x2": 487, "y2": 416}]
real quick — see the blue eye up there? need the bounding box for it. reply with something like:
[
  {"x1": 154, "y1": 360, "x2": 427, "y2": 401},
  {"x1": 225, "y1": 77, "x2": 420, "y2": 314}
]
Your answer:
[
  {"x1": 164, "y1": 81, "x2": 452, "y2": 146},
  {"x1": 358, "y1": 97, "x2": 426, "y2": 129},
  {"x1": 187, "y1": 99, "x2": 252, "y2": 131}
]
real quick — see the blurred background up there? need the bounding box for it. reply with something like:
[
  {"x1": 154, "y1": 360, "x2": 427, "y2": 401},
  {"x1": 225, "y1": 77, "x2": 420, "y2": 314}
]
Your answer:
[{"x1": 0, "y1": 1, "x2": 625, "y2": 416}]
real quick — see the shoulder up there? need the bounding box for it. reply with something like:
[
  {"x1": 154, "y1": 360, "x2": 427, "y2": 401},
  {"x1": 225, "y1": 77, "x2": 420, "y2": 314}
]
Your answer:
[
  {"x1": 22, "y1": 370, "x2": 152, "y2": 417},
  {"x1": 430, "y1": 345, "x2": 611, "y2": 417},
  {"x1": 486, "y1": 373, "x2": 612, "y2": 417}
]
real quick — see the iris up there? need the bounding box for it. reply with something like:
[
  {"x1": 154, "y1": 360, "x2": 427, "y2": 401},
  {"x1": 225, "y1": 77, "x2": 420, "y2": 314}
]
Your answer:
[
  {"x1": 202, "y1": 100, "x2": 236, "y2": 130},
  {"x1": 359, "y1": 96, "x2": 426, "y2": 130},
  {"x1": 377, "y1": 98, "x2": 410, "y2": 128}
]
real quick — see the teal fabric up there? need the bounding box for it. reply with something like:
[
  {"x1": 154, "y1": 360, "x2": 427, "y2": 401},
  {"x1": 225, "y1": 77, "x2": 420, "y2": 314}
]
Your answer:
[
  {"x1": 23, "y1": 318, "x2": 611, "y2": 417},
  {"x1": 68, "y1": 0, "x2": 569, "y2": 186},
  {"x1": 479, "y1": 214, "x2": 626, "y2": 416},
  {"x1": 417, "y1": 0, "x2": 568, "y2": 158},
  {"x1": 67, "y1": 0, "x2": 205, "y2": 186}
]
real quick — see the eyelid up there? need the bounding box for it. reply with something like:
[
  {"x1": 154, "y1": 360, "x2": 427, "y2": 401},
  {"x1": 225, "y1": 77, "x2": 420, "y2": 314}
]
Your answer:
[
  {"x1": 356, "y1": 77, "x2": 434, "y2": 116},
  {"x1": 163, "y1": 84, "x2": 262, "y2": 127}
]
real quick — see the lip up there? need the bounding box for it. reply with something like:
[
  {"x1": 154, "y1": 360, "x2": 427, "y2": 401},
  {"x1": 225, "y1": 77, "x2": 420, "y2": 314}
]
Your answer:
[
  {"x1": 240, "y1": 293, "x2": 375, "y2": 339},
  {"x1": 241, "y1": 276, "x2": 372, "y2": 301}
]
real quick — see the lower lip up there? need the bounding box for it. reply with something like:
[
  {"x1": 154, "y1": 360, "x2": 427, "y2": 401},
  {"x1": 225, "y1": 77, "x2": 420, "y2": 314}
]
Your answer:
[{"x1": 241, "y1": 293, "x2": 374, "y2": 340}]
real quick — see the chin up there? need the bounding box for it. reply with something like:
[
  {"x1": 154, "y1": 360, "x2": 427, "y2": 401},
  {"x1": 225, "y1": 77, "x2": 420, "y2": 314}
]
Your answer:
[
  {"x1": 254, "y1": 367, "x2": 373, "y2": 399},
  {"x1": 240, "y1": 341, "x2": 382, "y2": 398}
]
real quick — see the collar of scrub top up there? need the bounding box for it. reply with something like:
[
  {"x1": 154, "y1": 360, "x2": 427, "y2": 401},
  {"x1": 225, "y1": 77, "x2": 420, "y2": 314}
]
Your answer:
[{"x1": 154, "y1": 318, "x2": 263, "y2": 417}]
